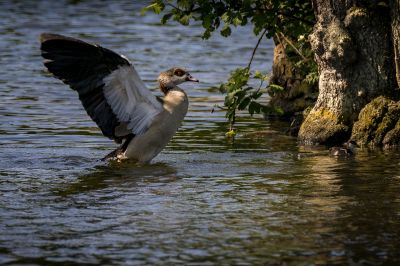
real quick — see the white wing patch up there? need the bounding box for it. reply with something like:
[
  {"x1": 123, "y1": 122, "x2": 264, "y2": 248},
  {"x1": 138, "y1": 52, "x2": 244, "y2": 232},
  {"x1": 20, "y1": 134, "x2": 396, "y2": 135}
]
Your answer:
[{"x1": 103, "y1": 65, "x2": 163, "y2": 135}]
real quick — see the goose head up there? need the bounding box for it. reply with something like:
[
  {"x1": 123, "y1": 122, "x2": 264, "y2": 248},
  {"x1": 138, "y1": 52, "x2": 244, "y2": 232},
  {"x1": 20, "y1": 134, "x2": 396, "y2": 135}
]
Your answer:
[{"x1": 158, "y1": 67, "x2": 199, "y2": 94}]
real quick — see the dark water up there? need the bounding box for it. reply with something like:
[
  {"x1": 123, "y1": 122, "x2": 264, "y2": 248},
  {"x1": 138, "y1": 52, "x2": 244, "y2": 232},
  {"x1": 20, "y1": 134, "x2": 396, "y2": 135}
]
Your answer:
[{"x1": 1, "y1": 1, "x2": 400, "y2": 265}]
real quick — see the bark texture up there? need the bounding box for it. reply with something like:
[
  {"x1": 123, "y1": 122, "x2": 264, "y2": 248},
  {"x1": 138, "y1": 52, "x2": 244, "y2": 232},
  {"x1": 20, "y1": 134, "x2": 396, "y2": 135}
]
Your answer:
[
  {"x1": 269, "y1": 43, "x2": 317, "y2": 117},
  {"x1": 268, "y1": 42, "x2": 318, "y2": 135},
  {"x1": 298, "y1": 1, "x2": 396, "y2": 145},
  {"x1": 392, "y1": 0, "x2": 400, "y2": 88}
]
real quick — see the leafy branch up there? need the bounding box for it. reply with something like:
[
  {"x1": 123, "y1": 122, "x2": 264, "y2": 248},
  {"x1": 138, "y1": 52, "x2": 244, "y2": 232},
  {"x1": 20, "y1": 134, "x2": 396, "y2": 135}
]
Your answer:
[
  {"x1": 219, "y1": 67, "x2": 282, "y2": 132},
  {"x1": 142, "y1": 0, "x2": 315, "y2": 40},
  {"x1": 143, "y1": 0, "x2": 316, "y2": 133}
]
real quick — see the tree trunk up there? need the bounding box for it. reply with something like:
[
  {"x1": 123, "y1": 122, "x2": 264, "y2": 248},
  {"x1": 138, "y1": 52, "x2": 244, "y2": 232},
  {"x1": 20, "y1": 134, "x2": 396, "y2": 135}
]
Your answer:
[
  {"x1": 269, "y1": 43, "x2": 317, "y2": 118},
  {"x1": 392, "y1": 0, "x2": 400, "y2": 88},
  {"x1": 267, "y1": 41, "x2": 318, "y2": 135},
  {"x1": 298, "y1": 0, "x2": 396, "y2": 145}
]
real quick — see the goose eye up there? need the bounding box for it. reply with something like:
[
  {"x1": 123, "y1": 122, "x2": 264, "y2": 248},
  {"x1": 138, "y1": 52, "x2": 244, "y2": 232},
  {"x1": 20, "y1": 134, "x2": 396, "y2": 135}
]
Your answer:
[{"x1": 174, "y1": 69, "x2": 185, "y2": 77}]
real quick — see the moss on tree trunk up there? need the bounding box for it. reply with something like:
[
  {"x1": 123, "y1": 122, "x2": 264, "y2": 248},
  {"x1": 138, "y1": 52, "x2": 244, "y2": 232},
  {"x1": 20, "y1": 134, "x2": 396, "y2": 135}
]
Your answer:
[
  {"x1": 351, "y1": 96, "x2": 400, "y2": 147},
  {"x1": 298, "y1": 1, "x2": 397, "y2": 145}
]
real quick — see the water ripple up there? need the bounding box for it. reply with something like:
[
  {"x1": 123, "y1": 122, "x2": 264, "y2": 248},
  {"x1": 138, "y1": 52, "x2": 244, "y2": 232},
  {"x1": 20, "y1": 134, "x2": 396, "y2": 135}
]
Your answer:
[{"x1": 1, "y1": 0, "x2": 400, "y2": 265}]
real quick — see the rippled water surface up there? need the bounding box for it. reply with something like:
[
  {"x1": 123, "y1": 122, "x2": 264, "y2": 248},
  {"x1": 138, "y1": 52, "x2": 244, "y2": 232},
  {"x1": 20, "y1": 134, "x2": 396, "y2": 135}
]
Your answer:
[{"x1": 1, "y1": 1, "x2": 400, "y2": 265}]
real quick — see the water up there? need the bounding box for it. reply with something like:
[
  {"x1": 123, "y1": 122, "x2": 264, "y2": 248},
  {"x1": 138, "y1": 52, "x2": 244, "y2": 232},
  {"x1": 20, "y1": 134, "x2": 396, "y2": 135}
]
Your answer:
[{"x1": 1, "y1": 1, "x2": 400, "y2": 265}]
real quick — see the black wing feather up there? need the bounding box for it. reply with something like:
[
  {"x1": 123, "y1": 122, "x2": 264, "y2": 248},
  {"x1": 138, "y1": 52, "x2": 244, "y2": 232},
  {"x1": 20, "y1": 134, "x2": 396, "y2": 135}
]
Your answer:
[{"x1": 40, "y1": 33, "x2": 131, "y2": 142}]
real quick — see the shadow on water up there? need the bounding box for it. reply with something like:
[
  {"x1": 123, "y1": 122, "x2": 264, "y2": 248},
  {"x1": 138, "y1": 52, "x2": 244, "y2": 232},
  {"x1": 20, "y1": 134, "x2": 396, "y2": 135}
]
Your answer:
[
  {"x1": 336, "y1": 154, "x2": 400, "y2": 263},
  {"x1": 291, "y1": 150, "x2": 400, "y2": 264},
  {"x1": 55, "y1": 161, "x2": 178, "y2": 196}
]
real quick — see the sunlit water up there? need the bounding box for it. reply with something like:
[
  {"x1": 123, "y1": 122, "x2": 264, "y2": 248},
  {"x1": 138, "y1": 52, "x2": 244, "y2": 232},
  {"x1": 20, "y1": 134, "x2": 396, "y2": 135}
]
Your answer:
[{"x1": 1, "y1": 1, "x2": 400, "y2": 265}]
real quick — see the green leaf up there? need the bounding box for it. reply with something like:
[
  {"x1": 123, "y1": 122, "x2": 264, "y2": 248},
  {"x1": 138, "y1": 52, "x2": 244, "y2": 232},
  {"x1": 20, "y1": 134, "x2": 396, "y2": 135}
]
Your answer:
[
  {"x1": 232, "y1": 16, "x2": 242, "y2": 26},
  {"x1": 305, "y1": 71, "x2": 319, "y2": 85},
  {"x1": 224, "y1": 94, "x2": 232, "y2": 106},
  {"x1": 202, "y1": 14, "x2": 213, "y2": 29},
  {"x1": 225, "y1": 129, "x2": 236, "y2": 138},
  {"x1": 219, "y1": 84, "x2": 226, "y2": 93},
  {"x1": 220, "y1": 24, "x2": 232, "y2": 37},
  {"x1": 267, "y1": 84, "x2": 285, "y2": 94},
  {"x1": 254, "y1": 70, "x2": 263, "y2": 79},
  {"x1": 202, "y1": 29, "x2": 211, "y2": 39},
  {"x1": 161, "y1": 13, "x2": 173, "y2": 24},
  {"x1": 141, "y1": 2, "x2": 164, "y2": 15},
  {"x1": 177, "y1": 0, "x2": 191, "y2": 9},
  {"x1": 248, "y1": 101, "x2": 256, "y2": 116},
  {"x1": 179, "y1": 14, "x2": 191, "y2": 25},
  {"x1": 238, "y1": 97, "x2": 251, "y2": 110},
  {"x1": 251, "y1": 91, "x2": 263, "y2": 99},
  {"x1": 221, "y1": 12, "x2": 230, "y2": 23}
]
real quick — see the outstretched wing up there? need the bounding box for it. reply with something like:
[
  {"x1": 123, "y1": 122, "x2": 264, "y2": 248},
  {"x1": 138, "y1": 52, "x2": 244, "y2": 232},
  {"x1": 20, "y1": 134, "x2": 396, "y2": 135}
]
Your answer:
[{"x1": 40, "y1": 33, "x2": 163, "y2": 143}]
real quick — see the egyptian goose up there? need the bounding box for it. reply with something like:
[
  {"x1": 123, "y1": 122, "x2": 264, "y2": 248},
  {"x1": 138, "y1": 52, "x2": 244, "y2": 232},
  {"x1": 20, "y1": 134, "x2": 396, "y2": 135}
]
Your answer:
[
  {"x1": 40, "y1": 33, "x2": 198, "y2": 163},
  {"x1": 329, "y1": 140, "x2": 358, "y2": 156}
]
